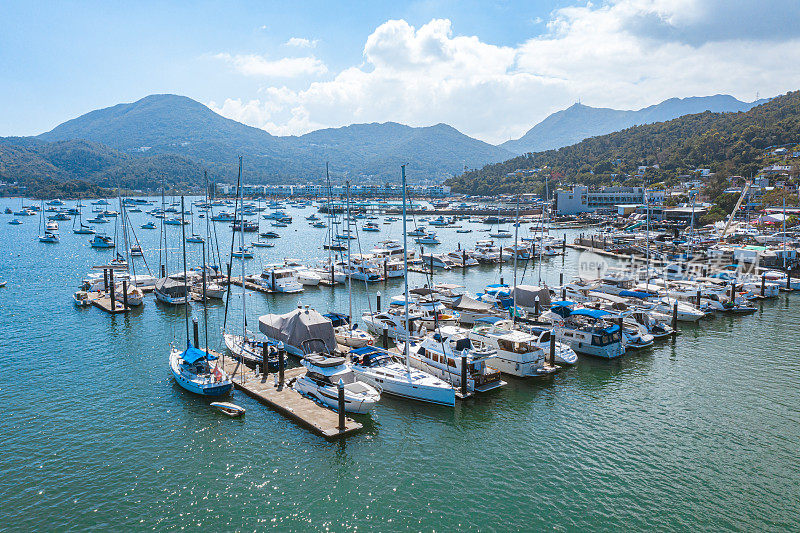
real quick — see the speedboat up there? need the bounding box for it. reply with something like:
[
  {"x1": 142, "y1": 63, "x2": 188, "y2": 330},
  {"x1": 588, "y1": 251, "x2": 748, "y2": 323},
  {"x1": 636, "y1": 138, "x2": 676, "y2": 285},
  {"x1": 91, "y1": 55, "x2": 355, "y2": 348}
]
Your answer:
[
  {"x1": 130, "y1": 245, "x2": 143, "y2": 257},
  {"x1": 349, "y1": 346, "x2": 456, "y2": 406},
  {"x1": 141, "y1": 222, "x2": 156, "y2": 229},
  {"x1": 45, "y1": 221, "x2": 58, "y2": 231},
  {"x1": 170, "y1": 344, "x2": 233, "y2": 396},
  {"x1": 209, "y1": 402, "x2": 245, "y2": 417},
  {"x1": 293, "y1": 353, "x2": 380, "y2": 414},
  {"x1": 260, "y1": 231, "x2": 280, "y2": 239},
  {"x1": 186, "y1": 234, "x2": 205, "y2": 243},
  {"x1": 8, "y1": 219, "x2": 22, "y2": 225},
  {"x1": 415, "y1": 234, "x2": 441, "y2": 245}
]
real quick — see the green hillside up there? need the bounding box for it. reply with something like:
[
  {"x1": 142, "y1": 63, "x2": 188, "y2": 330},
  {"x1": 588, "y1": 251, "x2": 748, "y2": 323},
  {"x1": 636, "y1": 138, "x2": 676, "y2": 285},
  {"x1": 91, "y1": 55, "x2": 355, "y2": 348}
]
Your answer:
[{"x1": 446, "y1": 91, "x2": 800, "y2": 196}]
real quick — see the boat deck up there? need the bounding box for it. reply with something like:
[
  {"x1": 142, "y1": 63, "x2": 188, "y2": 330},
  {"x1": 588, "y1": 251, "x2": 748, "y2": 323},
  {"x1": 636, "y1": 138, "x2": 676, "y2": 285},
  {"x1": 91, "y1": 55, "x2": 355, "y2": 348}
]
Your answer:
[{"x1": 217, "y1": 353, "x2": 363, "y2": 440}]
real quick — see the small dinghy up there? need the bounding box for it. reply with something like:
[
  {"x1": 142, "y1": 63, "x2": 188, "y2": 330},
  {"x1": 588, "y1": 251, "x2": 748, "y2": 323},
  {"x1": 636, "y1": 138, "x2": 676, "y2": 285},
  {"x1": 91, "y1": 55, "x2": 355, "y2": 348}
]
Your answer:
[{"x1": 210, "y1": 402, "x2": 245, "y2": 417}]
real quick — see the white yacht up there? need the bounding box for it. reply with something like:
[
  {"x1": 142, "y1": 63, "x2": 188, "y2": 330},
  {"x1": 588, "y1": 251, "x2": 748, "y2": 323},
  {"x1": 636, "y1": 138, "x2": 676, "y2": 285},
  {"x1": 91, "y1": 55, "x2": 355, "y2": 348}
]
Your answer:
[
  {"x1": 541, "y1": 302, "x2": 625, "y2": 358},
  {"x1": 400, "y1": 326, "x2": 506, "y2": 394},
  {"x1": 293, "y1": 354, "x2": 380, "y2": 414},
  {"x1": 446, "y1": 251, "x2": 479, "y2": 267},
  {"x1": 472, "y1": 240, "x2": 503, "y2": 263},
  {"x1": 362, "y1": 308, "x2": 424, "y2": 340},
  {"x1": 349, "y1": 346, "x2": 456, "y2": 406},
  {"x1": 256, "y1": 267, "x2": 303, "y2": 293},
  {"x1": 468, "y1": 318, "x2": 573, "y2": 376}
]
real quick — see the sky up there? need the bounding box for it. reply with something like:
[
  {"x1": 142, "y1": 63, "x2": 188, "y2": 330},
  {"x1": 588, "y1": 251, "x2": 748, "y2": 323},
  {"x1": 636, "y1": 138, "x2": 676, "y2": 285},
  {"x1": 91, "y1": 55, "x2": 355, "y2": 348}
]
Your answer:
[{"x1": 2, "y1": 0, "x2": 800, "y2": 144}]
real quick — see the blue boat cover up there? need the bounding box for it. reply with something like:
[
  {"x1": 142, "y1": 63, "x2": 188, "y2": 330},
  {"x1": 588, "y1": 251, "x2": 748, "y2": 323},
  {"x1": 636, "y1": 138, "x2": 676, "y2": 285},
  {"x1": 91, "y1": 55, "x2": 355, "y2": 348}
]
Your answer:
[
  {"x1": 570, "y1": 308, "x2": 610, "y2": 319},
  {"x1": 180, "y1": 344, "x2": 217, "y2": 364},
  {"x1": 350, "y1": 346, "x2": 379, "y2": 356},
  {"x1": 619, "y1": 290, "x2": 655, "y2": 299},
  {"x1": 475, "y1": 316, "x2": 504, "y2": 324},
  {"x1": 550, "y1": 300, "x2": 575, "y2": 307}
]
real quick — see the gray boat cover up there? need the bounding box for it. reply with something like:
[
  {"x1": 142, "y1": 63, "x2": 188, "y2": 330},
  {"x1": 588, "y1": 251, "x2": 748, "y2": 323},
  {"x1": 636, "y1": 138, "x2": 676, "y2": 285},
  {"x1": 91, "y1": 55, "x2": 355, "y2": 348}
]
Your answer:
[
  {"x1": 451, "y1": 294, "x2": 493, "y2": 311},
  {"x1": 258, "y1": 307, "x2": 337, "y2": 353},
  {"x1": 511, "y1": 285, "x2": 551, "y2": 308}
]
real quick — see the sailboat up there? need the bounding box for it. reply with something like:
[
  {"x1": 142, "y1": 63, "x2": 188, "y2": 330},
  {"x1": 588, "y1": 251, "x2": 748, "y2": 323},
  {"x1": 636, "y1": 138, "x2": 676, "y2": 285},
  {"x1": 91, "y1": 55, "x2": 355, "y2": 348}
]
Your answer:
[
  {"x1": 38, "y1": 200, "x2": 59, "y2": 243},
  {"x1": 186, "y1": 208, "x2": 204, "y2": 243},
  {"x1": 72, "y1": 197, "x2": 95, "y2": 234},
  {"x1": 351, "y1": 165, "x2": 456, "y2": 407},
  {"x1": 170, "y1": 196, "x2": 233, "y2": 396}
]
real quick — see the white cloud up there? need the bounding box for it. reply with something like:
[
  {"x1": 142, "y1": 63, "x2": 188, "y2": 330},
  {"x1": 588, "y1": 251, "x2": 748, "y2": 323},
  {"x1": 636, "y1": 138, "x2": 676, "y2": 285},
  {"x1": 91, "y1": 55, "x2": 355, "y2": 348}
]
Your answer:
[
  {"x1": 284, "y1": 37, "x2": 318, "y2": 48},
  {"x1": 209, "y1": 1, "x2": 800, "y2": 144},
  {"x1": 213, "y1": 52, "x2": 327, "y2": 78}
]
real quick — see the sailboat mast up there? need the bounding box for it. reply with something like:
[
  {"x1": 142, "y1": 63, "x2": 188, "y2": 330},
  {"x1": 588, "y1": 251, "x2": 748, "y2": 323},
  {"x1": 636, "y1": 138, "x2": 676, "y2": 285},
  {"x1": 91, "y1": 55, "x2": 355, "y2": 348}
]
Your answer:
[
  {"x1": 512, "y1": 194, "x2": 519, "y2": 322},
  {"x1": 181, "y1": 196, "x2": 190, "y2": 345},
  {"x1": 645, "y1": 189, "x2": 650, "y2": 291},
  {"x1": 346, "y1": 180, "x2": 352, "y2": 325},
  {"x1": 240, "y1": 160, "x2": 246, "y2": 338},
  {"x1": 401, "y1": 164, "x2": 411, "y2": 372}
]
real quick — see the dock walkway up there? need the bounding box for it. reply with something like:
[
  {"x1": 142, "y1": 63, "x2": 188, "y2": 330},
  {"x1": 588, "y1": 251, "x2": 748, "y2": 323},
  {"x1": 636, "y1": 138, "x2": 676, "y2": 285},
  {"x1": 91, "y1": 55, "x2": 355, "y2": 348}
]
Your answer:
[{"x1": 217, "y1": 353, "x2": 362, "y2": 440}]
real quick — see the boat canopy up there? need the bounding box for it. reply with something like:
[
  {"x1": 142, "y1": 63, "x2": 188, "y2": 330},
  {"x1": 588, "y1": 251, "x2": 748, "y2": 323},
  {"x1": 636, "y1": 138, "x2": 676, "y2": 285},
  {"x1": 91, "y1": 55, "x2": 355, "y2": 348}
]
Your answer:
[
  {"x1": 619, "y1": 290, "x2": 656, "y2": 299},
  {"x1": 180, "y1": 344, "x2": 217, "y2": 364},
  {"x1": 570, "y1": 308, "x2": 610, "y2": 319},
  {"x1": 323, "y1": 312, "x2": 350, "y2": 328},
  {"x1": 510, "y1": 285, "x2": 551, "y2": 308},
  {"x1": 474, "y1": 316, "x2": 505, "y2": 325},
  {"x1": 259, "y1": 307, "x2": 337, "y2": 353},
  {"x1": 550, "y1": 300, "x2": 576, "y2": 307},
  {"x1": 451, "y1": 294, "x2": 493, "y2": 312}
]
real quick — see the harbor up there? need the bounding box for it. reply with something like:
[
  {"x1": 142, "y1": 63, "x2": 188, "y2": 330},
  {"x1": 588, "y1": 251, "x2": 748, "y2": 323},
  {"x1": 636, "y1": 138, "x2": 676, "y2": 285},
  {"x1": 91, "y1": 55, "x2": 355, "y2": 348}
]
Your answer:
[{"x1": 2, "y1": 192, "x2": 799, "y2": 530}]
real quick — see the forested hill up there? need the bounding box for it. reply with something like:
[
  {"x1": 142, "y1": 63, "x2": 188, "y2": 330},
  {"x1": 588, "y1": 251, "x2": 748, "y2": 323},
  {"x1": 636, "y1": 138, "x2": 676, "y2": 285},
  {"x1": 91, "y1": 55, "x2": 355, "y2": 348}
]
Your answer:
[{"x1": 445, "y1": 91, "x2": 800, "y2": 196}]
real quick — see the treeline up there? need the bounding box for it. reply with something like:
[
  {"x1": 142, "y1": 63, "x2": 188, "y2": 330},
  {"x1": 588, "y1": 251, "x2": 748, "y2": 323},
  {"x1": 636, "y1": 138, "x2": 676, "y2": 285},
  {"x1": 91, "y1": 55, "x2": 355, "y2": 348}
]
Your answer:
[
  {"x1": 446, "y1": 91, "x2": 800, "y2": 195},
  {"x1": 0, "y1": 138, "x2": 213, "y2": 192}
]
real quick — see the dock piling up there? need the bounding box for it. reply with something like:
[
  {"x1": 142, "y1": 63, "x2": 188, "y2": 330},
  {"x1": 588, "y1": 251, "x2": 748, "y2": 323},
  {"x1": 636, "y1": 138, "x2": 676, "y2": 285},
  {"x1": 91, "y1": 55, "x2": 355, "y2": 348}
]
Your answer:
[
  {"x1": 337, "y1": 380, "x2": 346, "y2": 431},
  {"x1": 461, "y1": 355, "x2": 467, "y2": 397},
  {"x1": 696, "y1": 290, "x2": 701, "y2": 308},
  {"x1": 382, "y1": 324, "x2": 389, "y2": 349},
  {"x1": 376, "y1": 291, "x2": 381, "y2": 312},
  {"x1": 672, "y1": 303, "x2": 678, "y2": 334},
  {"x1": 278, "y1": 344, "x2": 285, "y2": 388},
  {"x1": 534, "y1": 296, "x2": 540, "y2": 318},
  {"x1": 122, "y1": 280, "x2": 129, "y2": 312},
  {"x1": 761, "y1": 274, "x2": 765, "y2": 297},
  {"x1": 109, "y1": 268, "x2": 115, "y2": 310},
  {"x1": 103, "y1": 268, "x2": 108, "y2": 291},
  {"x1": 549, "y1": 333, "x2": 556, "y2": 366}
]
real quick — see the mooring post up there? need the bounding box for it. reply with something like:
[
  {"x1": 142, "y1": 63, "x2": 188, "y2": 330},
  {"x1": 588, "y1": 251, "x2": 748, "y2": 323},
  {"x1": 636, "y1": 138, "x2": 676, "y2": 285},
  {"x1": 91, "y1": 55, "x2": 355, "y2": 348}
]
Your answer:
[
  {"x1": 382, "y1": 324, "x2": 389, "y2": 349},
  {"x1": 278, "y1": 343, "x2": 285, "y2": 388},
  {"x1": 559, "y1": 272, "x2": 564, "y2": 286},
  {"x1": 260, "y1": 341, "x2": 269, "y2": 376},
  {"x1": 337, "y1": 379, "x2": 346, "y2": 430},
  {"x1": 376, "y1": 290, "x2": 381, "y2": 312},
  {"x1": 500, "y1": 277, "x2": 504, "y2": 286},
  {"x1": 561, "y1": 286, "x2": 567, "y2": 300},
  {"x1": 761, "y1": 273, "x2": 766, "y2": 297},
  {"x1": 462, "y1": 250, "x2": 466, "y2": 268},
  {"x1": 461, "y1": 355, "x2": 468, "y2": 397},
  {"x1": 103, "y1": 268, "x2": 109, "y2": 292},
  {"x1": 672, "y1": 302, "x2": 678, "y2": 334},
  {"x1": 383, "y1": 260, "x2": 387, "y2": 280},
  {"x1": 696, "y1": 289, "x2": 701, "y2": 308},
  {"x1": 109, "y1": 269, "x2": 116, "y2": 310},
  {"x1": 534, "y1": 296, "x2": 540, "y2": 317},
  {"x1": 787, "y1": 271, "x2": 791, "y2": 290},
  {"x1": 161, "y1": 264, "x2": 166, "y2": 278},
  {"x1": 122, "y1": 280, "x2": 129, "y2": 312},
  {"x1": 729, "y1": 282, "x2": 735, "y2": 302},
  {"x1": 549, "y1": 332, "x2": 556, "y2": 366},
  {"x1": 192, "y1": 316, "x2": 199, "y2": 347}
]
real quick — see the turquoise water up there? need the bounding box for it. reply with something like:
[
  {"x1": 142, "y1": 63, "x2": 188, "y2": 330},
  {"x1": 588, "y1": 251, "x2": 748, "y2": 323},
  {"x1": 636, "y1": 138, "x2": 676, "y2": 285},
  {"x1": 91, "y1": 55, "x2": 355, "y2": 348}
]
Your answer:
[{"x1": 1, "y1": 198, "x2": 798, "y2": 531}]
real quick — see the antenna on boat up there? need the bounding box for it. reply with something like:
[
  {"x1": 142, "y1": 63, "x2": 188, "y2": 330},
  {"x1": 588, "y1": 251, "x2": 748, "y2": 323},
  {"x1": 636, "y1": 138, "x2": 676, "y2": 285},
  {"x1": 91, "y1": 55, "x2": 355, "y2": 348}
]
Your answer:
[{"x1": 346, "y1": 180, "x2": 353, "y2": 328}]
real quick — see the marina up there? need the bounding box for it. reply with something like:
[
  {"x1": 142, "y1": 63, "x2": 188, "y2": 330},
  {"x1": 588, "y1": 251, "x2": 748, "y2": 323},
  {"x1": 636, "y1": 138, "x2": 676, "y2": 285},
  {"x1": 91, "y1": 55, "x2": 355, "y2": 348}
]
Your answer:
[{"x1": 1, "y1": 192, "x2": 799, "y2": 530}]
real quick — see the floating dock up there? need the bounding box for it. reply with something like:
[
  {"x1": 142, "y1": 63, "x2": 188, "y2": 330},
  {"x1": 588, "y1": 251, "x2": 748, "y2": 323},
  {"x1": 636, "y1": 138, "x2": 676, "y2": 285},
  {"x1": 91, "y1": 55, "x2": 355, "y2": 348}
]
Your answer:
[
  {"x1": 228, "y1": 276, "x2": 276, "y2": 294},
  {"x1": 217, "y1": 353, "x2": 363, "y2": 440},
  {"x1": 87, "y1": 291, "x2": 131, "y2": 313}
]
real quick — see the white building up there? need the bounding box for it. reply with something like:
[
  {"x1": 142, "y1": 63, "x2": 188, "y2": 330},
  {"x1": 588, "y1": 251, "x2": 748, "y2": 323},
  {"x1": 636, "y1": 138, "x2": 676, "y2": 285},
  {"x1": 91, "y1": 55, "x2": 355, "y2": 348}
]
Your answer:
[{"x1": 555, "y1": 186, "x2": 664, "y2": 215}]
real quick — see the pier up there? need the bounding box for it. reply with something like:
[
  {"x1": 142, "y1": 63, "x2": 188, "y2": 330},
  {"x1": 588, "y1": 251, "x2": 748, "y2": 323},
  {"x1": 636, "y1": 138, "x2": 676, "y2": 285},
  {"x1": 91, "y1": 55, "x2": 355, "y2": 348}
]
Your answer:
[{"x1": 217, "y1": 353, "x2": 363, "y2": 440}]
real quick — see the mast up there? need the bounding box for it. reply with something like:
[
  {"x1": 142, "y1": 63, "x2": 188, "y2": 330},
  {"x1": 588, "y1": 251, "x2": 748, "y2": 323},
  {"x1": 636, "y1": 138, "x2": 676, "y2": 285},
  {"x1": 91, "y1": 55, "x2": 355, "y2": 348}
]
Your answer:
[
  {"x1": 240, "y1": 160, "x2": 246, "y2": 339},
  {"x1": 401, "y1": 164, "x2": 411, "y2": 372},
  {"x1": 222, "y1": 157, "x2": 243, "y2": 334},
  {"x1": 783, "y1": 197, "x2": 787, "y2": 270},
  {"x1": 645, "y1": 189, "x2": 650, "y2": 291},
  {"x1": 512, "y1": 194, "x2": 520, "y2": 323},
  {"x1": 346, "y1": 180, "x2": 352, "y2": 326},
  {"x1": 181, "y1": 196, "x2": 190, "y2": 346}
]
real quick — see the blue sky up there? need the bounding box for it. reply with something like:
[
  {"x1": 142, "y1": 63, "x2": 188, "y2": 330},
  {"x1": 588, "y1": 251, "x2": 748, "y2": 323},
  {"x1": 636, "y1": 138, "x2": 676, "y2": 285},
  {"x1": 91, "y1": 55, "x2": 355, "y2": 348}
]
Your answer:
[{"x1": 2, "y1": 1, "x2": 799, "y2": 143}]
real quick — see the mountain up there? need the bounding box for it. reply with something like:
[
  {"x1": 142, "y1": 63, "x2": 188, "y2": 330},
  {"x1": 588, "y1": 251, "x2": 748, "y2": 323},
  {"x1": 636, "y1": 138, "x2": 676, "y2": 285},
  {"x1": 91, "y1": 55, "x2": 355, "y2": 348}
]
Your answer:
[
  {"x1": 0, "y1": 137, "x2": 206, "y2": 194},
  {"x1": 500, "y1": 95, "x2": 767, "y2": 155},
  {"x1": 34, "y1": 94, "x2": 514, "y2": 184},
  {"x1": 445, "y1": 91, "x2": 800, "y2": 196}
]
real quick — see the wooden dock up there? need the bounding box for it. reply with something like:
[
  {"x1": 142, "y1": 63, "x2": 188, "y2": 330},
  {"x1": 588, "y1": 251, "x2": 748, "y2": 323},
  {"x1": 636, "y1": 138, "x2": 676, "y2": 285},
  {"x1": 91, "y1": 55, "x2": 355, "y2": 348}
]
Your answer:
[
  {"x1": 87, "y1": 291, "x2": 131, "y2": 313},
  {"x1": 228, "y1": 276, "x2": 276, "y2": 294},
  {"x1": 217, "y1": 353, "x2": 363, "y2": 440}
]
